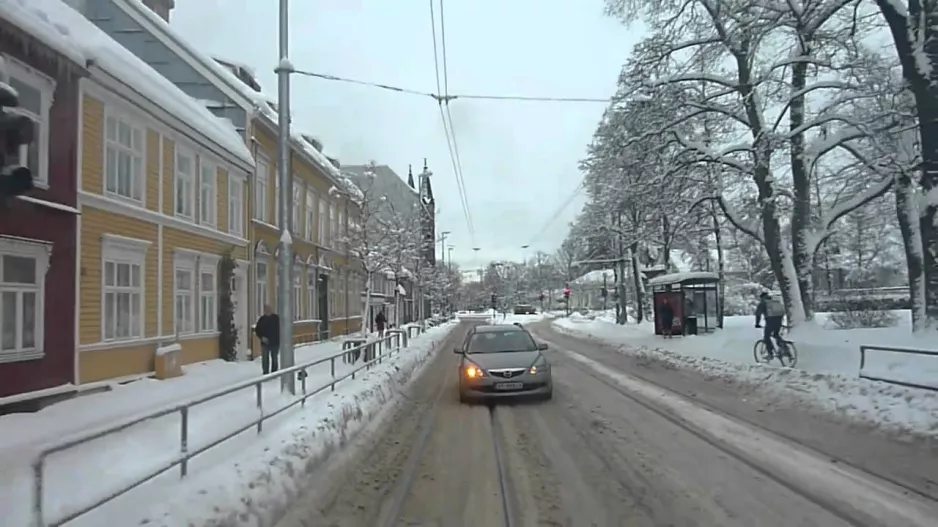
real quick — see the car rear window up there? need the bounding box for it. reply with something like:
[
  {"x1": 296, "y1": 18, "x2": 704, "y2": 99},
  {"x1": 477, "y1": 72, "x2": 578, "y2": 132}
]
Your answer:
[{"x1": 467, "y1": 330, "x2": 537, "y2": 353}]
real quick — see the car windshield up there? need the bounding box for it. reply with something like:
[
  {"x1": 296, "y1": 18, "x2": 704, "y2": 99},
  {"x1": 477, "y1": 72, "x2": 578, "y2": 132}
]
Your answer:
[{"x1": 466, "y1": 330, "x2": 537, "y2": 353}]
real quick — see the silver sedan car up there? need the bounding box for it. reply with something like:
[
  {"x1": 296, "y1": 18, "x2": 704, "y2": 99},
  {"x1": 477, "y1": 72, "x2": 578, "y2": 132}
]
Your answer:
[{"x1": 456, "y1": 324, "x2": 553, "y2": 403}]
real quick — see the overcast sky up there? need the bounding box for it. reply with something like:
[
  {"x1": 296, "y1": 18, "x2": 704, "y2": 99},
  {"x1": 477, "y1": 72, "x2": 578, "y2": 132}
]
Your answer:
[{"x1": 170, "y1": 0, "x2": 642, "y2": 270}]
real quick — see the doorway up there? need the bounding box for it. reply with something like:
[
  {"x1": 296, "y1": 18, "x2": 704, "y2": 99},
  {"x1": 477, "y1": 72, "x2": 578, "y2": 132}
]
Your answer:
[{"x1": 318, "y1": 273, "x2": 329, "y2": 340}]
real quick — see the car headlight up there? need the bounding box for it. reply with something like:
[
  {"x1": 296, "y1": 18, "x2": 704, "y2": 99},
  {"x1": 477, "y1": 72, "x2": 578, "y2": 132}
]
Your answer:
[
  {"x1": 464, "y1": 362, "x2": 485, "y2": 378},
  {"x1": 528, "y1": 356, "x2": 547, "y2": 375}
]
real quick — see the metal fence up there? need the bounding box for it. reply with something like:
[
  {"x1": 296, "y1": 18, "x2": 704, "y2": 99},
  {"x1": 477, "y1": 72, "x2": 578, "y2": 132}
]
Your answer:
[
  {"x1": 858, "y1": 345, "x2": 938, "y2": 392},
  {"x1": 31, "y1": 327, "x2": 428, "y2": 527}
]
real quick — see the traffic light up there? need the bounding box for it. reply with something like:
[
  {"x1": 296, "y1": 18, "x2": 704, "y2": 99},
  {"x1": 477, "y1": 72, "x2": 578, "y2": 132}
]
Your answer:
[
  {"x1": 538, "y1": 292, "x2": 545, "y2": 302},
  {"x1": 490, "y1": 292, "x2": 497, "y2": 309},
  {"x1": 0, "y1": 58, "x2": 36, "y2": 208},
  {"x1": 563, "y1": 285, "x2": 570, "y2": 301}
]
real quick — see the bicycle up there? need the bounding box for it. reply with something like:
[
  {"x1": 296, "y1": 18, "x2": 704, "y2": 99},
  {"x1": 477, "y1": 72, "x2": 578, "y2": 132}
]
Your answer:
[{"x1": 753, "y1": 324, "x2": 798, "y2": 367}]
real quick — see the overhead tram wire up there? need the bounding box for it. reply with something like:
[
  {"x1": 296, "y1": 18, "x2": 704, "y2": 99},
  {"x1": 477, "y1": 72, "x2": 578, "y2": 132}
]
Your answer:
[
  {"x1": 437, "y1": 0, "x2": 475, "y2": 242},
  {"x1": 430, "y1": 0, "x2": 475, "y2": 243},
  {"x1": 292, "y1": 69, "x2": 612, "y2": 104},
  {"x1": 527, "y1": 181, "x2": 584, "y2": 247}
]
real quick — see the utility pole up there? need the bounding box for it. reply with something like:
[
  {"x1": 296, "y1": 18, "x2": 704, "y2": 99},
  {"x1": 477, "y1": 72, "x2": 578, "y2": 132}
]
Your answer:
[
  {"x1": 602, "y1": 272, "x2": 608, "y2": 311},
  {"x1": 276, "y1": 0, "x2": 295, "y2": 394}
]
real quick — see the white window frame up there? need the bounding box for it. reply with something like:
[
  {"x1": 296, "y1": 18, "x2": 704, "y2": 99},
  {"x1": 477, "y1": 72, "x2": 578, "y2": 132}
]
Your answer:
[
  {"x1": 228, "y1": 174, "x2": 244, "y2": 236},
  {"x1": 305, "y1": 189, "x2": 315, "y2": 243},
  {"x1": 199, "y1": 265, "x2": 217, "y2": 332},
  {"x1": 174, "y1": 147, "x2": 196, "y2": 219},
  {"x1": 274, "y1": 177, "x2": 281, "y2": 227},
  {"x1": 292, "y1": 178, "x2": 302, "y2": 235},
  {"x1": 0, "y1": 236, "x2": 50, "y2": 363},
  {"x1": 3, "y1": 56, "x2": 54, "y2": 187},
  {"x1": 306, "y1": 266, "x2": 317, "y2": 320},
  {"x1": 319, "y1": 197, "x2": 328, "y2": 246},
  {"x1": 103, "y1": 110, "x2": 145, "y2": 203},
  {"x1": 338, "y1": 209, "x2": 345, "y2": 252},
  {"x1": 329, "y1": 204, "x2": 337, "y2": 249},
  {"x1": 293, "y1": 264, "x2": 303, "y2": 321},
  {"x1": 173, "y1": 257, "x2": 196, "y2": 335},
  {"x1": 255, "y1": 258, "x2": 268, "y2": 318},
  {"x1": 101, "y1": 235, "x2": 148, "y2": 342},
  {"x1": 254, "y1": 156, "x2": 269, "y2": 222},
  {"x1": 198, "y1": 158, "x2": 217, "y2": 227}
]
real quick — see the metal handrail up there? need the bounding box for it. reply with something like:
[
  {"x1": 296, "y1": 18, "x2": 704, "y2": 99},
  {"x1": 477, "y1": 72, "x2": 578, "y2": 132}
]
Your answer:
[
  {"x1": 30, "y1": 326, "x2": 429, "y2": 527},
  {"x1": 858, "y1": 345, "x2": 938, "y2": 392}
]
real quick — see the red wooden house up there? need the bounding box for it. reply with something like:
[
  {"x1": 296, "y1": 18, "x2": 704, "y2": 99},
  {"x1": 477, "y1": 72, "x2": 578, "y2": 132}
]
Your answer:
[{"x1": 0, "y1": 10, "x2": 83, "y2": 400}]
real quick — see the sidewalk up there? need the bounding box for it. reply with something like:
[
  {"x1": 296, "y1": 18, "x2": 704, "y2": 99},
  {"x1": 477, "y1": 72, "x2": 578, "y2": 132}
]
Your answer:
[
  {"x1": 3, "y1": 323, "x2": 454, "y2": 527},
  {"x1": 0, "y1": 337, "x2": 355, "y2": 459}
]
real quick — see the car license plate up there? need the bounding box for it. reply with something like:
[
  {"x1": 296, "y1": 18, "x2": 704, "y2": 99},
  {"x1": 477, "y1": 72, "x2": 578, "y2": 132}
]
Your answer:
[{"x1": 495, "y1": 382, "x2": 523, "y2": 391}]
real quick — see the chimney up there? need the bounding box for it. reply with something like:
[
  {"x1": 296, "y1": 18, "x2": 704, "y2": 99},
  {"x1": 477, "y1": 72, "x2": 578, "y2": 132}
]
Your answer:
[{"x1": 142, "y1": 0, "x2": 175, "y2": 22}]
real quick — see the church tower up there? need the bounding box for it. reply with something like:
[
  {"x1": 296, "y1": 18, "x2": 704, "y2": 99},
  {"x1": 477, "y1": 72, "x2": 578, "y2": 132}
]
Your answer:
[{"x1": 417, "y1": 160, "x2": 436, "y2": 266}]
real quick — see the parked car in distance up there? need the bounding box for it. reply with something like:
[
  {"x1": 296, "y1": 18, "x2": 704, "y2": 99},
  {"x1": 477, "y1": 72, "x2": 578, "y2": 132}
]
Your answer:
[
  {"x1": 456, "y1": 324, "x2": 553, "y2": 403},
  {"x1": 513, "y1": 304, "x2": 537, "y2": 315}
]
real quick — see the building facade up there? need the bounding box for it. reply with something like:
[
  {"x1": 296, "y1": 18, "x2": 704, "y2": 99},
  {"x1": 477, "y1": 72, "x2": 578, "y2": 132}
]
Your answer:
[
  {"x1": 72, "y1": 13, "x2": 254, "y2": 382},
  {"x1": 69, "y1": 0, "x2": 365, "y2": 357},
  {"x1": 0, "y1": 10, "x2": 83, "y2": 397}
]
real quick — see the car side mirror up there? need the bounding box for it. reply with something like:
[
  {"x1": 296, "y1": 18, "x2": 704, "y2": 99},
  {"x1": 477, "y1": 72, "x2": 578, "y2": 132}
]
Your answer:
[
  {"x1": 537, "y1": 342, "x2": 548, "y2": 350},
  {"x1": 453, "y1": 347, "x2": 464, "y2": 354}
]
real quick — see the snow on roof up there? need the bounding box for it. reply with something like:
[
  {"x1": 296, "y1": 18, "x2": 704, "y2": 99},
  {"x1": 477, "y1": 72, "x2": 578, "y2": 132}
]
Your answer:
[
  {"x1": 647, "y1": 271, "x2": 719, "y2": 286},
  {"x1": 0, "y1": 0, "x2": 254, "y2": 168},
  {"x1": 572, "y1": 269, "x2": 613, "y2": 285},
  {"x1": 119, "y1": 0, "x2": 349, "y2": 189}
]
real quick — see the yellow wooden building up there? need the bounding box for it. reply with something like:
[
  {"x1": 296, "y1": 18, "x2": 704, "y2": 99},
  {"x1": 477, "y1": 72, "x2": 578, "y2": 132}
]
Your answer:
[
  {"x1": 74, "y1": 56, "x2": 255, "y2": 383},
  {"x1": 247, "y1": 119, "x2": 365, "y2": 357}
]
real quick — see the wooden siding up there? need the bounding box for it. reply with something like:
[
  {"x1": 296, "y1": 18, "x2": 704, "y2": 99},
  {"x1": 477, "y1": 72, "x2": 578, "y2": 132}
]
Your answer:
[
  {"x1": 78, "y1": 207, "x2": 160, "y2": 345},
  {"x1": 80, "y1": 94, "x2": 104, "y2": 194}
]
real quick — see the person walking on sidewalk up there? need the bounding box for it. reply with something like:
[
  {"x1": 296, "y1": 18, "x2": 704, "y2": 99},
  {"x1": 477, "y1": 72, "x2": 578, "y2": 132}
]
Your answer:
[
  {"x1": 254, "y1": 304, "x2": 280, "y2": 374},
  {"x1": 375, "y1": 309, "x2": 387, "y2": 338},
  {"x1": 658, "y1": 298, "x2": 675, "y2": 338}
]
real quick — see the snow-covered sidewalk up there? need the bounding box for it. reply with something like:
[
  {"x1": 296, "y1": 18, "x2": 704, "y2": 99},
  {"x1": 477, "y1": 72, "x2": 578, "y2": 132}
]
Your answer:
[
  {"x1": 2, "y1": 323, "x2": 458, "y2": 527},
  {"x1": 552, "y1": 312, "x2": 938, "y2": 438}
]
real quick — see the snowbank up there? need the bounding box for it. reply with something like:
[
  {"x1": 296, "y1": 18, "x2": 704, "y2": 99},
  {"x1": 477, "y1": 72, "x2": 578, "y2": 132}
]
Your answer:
[
  {"x1": 553, "y1": 313, "x2": 938, "y2": 438},
  {"x1": 457, "y1": 311, "x2": 548, "y2": 326},
  {"x1": 1, "y1": 325, "x2": 457, "y2": 527}
]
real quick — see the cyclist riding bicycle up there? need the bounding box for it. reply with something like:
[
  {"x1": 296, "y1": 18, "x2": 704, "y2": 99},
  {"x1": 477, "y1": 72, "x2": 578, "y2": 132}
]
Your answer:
[{"x1": 755, "y1": 291, "x2": 788, "y2": 359}]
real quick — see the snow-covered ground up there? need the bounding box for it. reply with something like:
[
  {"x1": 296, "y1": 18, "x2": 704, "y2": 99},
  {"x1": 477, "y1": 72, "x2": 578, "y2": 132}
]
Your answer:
[
  {"x1": 1, "y1": 322, "x2": 458, "y2": 527},
  {"x1": 553, "y1": 312, "x2": 938, "y2": 438},
  {"x1": 456, "y1": 310, "x2": 548, "y2": 326}
]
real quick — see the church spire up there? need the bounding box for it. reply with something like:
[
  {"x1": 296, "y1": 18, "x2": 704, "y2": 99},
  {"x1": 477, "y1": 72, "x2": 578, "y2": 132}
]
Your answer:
[{"x1": 407, "y1": 164, "x2": 415, "y2": 188}]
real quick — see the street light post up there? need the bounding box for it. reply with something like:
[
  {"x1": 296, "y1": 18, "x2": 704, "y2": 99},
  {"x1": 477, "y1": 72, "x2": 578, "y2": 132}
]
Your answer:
[{"x1": 276, "y1": 0, "x2": 295, "y2": 394}]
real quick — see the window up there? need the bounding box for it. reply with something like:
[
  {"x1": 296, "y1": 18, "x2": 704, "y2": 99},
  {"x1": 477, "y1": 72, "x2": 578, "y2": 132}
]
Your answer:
[
  {"x1": 254, "y1": 156, "x2": 269, "y2": 222},
  {"x1": 228, "y1": 175, "x2": 244, "y2": 236},
  {"x1": 200, "y1": 268, "x2": 217, "y2": 332},
  {"x1": 467, "y1": 330, "x2": 538, "y2": 354},
  {"x1": 4, "y1": 58, "x2": 53, "y2": 186},
  {"x1": 307, "y1": 268, "x2": 317, "y2": 320},
  {"x1": 0, "y1": 237, "x2": 49, "y2": 362},
  {"x1": 292, "y1": 180, "x2": 302, "y2": 234},
  {"x1": 174, "y1": 266, "x2": 195, "y2": 334},
  {"x1": 104, "y1": 114, "x2": 144, "y2": 201},
  {"x1": 329, "y1": 205, "x2": 337, "y2": 249},
  {"x1": 274, "y1": 177, "x2": 280, "y2": 227},
  {"x1": 102, "y1": 241, "x2": 145, "y2": 341},
  {"x1": 199, "y1": 160, "x2": 216, "y2": 226},
  {"x1": 174, "y1": 149, "x2": 195, "y2": 218},
  {"x1": 255, "y1": 260, "x2": 268, "y2": 317},
  {"x1": 338, "y1": 210, "x2": 346, "y2": 252},
  {"x1": 319, "y1": 197, "x2": 328, "y2": 246},
  {"x1": 293, "y1": 265, "x2": 303, "y2": 321},
  {"x1": 305, "y1": 189, "x2": 315, "y2": 242},
  {"x1": 328, "y1": 275, "x2": 335, "y2": 320}
]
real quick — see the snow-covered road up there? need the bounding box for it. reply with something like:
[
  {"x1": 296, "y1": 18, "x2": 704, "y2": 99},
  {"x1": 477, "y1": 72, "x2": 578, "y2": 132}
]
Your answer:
[{"x1": 276, "y1": 321, "x2": 938, "y2": 526}]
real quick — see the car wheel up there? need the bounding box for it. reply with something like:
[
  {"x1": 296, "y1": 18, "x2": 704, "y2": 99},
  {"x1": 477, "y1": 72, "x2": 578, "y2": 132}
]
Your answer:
[
  {"x1": 459, "y1": 391, "x2": 470, "y2": 404},
  {"x1": 542, "y1": 388, "x2": 553, "y2": 401}
]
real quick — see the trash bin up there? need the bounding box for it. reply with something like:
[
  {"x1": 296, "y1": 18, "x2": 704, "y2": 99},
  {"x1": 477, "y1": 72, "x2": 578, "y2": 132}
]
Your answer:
[{"x1": 155, "y1": 343, "x2": 183, "y2": 379}]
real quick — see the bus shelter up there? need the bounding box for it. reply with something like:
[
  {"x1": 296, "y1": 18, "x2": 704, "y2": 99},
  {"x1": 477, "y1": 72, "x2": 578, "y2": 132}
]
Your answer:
[{"x1": 647, "y1": 271, "x2": 720, "y2": 336}]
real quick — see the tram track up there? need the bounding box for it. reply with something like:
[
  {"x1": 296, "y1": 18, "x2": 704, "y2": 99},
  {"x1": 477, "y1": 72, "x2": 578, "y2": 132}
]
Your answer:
[{"x1": 538, "y1": 333, "x2": 938, "y2": 527}]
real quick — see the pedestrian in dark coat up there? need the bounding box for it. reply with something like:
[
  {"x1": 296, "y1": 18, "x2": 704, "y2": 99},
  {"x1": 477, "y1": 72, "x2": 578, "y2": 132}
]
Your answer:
[
  {"x1": 375, "y1": 309, "x2": 387, "y2": 337},
  {"x1": 254, "y1": 304, "x2": 280, "y2": 374}
]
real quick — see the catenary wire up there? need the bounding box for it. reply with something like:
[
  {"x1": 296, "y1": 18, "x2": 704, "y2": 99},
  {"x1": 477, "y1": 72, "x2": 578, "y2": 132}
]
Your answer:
[
  {"x1": 430, "y1": 0, "x2": 475, "y2": 243},
  {"x1": 527, "y1": 181, "x2": 584, "y2": 247},
  {"x1": 437, "y1": 0, "x2": 475, "y2": 242},
  {"x1": 292, "y1": 69, "x2": 612, "y2": 104}
]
